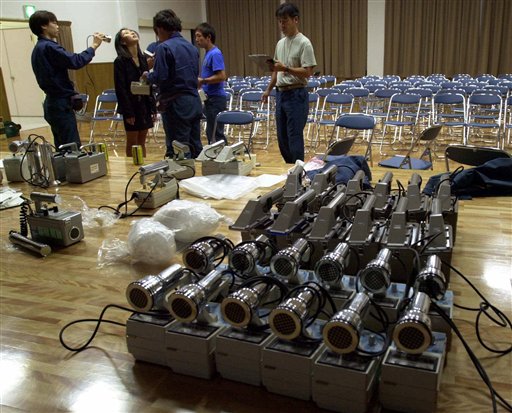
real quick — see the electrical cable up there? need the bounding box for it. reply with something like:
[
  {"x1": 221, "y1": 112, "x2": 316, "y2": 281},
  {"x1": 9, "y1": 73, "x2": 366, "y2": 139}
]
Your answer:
[
  {"x1": 442, "y1": 260, "x2": 512, "y2": 356},
  {"x1": 97, "y1": 170, "x2": 154, "y2": 218},
  {"x1": 59, "y1": 303, "x2": 171, "y2": 353},
  {"x1": 430, "y1": 301, "x2": 512, "y2": 413},
  {"x1": 19, "y1": 134, "x2": 51, "y2": 188}
]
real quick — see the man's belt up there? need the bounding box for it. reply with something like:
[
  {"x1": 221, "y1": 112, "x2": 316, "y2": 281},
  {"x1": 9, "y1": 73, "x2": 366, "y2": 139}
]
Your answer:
[{"x1": 276, "y1": 84, "x2": 305, "y2": 92}]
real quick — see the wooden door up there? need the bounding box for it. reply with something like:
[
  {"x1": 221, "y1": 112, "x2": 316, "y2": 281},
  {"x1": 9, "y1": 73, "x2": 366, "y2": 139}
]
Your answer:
[{"x1": 1, "y1": 27, "x2": 44, "y2": 116}]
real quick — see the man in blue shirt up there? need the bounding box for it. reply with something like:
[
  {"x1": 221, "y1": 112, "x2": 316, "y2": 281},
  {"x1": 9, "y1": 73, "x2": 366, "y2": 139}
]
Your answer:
[
  {"x1": 29, "y1": 10, "x2": 105, "y2": 148},
  {"x1": 195, "y1": 23, "x2": 227, "y2": 144},
  {"x1": 143, "y1": 9, "x2": 203, "y2": 158}
]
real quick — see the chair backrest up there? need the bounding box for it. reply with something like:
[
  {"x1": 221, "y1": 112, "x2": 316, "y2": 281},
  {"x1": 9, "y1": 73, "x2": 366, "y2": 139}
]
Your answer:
[
  {"x1": 434, "y1": 93, "x2": 465, "y2": 104},
  {"x1": 344, "y1": 87, "x2": 370, "y2": 98},
  {"x1": 445, "y1": 144, "x2": 511, "y2": 169},
  {"x1": 383, "y1": 75, "x2": 401, "y2": 83},
  {"x1": 406, "y1": 88, "x2": 433, "y2": 98},
  {"x1": 418, "y1": 124, "x2": 443, "y2": 142},
  {"x1": 308, "y1": 92, "x2": 319, "y2": 103},
  {"x1": 335, "y1": 113, "x2": 376, "y2": 130},
  {"x1": 307, "y1": 79, "x2": 321, "y2": 90},
  {"x1": 97, "y1": 93, "x2": 118, "y2": 103},
  {"x1": 92, "y1": 92, "x2": 118, "y2": 118},
  {"x1": 374, "y1": 88, "x2": 401, "y2": 98},
  {"x1": 239, "y1": 90, "x2": 264, "y2": 103},
  {"x1": 339, "y1": 80, "x2": 363, "y2": 88},
  {"x1": 325, "y1": 92, "x2": 354, "y2": 105},
  {"x1": 441, "y1": 81, "x2": 463, "y2": 89},
  {"x1": 215, "y1": 110, "x2": 254, "y2": 125},
  {"x1": 316, "y1": 87, "x2": 339, "y2": 98},
  {"x1": 325, "y1": 138, "x2": 356, "y2": 156},
  {"x1": 468, "y1": 93, "x2": 502, "y2": 106},
  {"x1": 391, "y1": 93, "x2": 421, "y2": 104}
]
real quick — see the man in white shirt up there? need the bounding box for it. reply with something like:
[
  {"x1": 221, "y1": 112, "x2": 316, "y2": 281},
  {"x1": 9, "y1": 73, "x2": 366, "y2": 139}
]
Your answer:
[{"x1": 262, "y1": 3, "x2": 316, "y2": 163}]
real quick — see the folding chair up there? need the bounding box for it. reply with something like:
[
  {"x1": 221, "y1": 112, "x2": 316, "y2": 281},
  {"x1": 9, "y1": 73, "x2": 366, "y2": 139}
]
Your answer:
[
  {"x1": 465, "y1": 93, "x2": 503, "y2": 148},
  {"x1": 238, "y1": 91, "x2": 270, "y2": 148},
  {"x1": 305, "y1": 92, "x2": 320, "y2": 147},
  {"x1": 344, "y1": 87, "x2": 370, "y2": 113},
  {"x1": 504, "y1": 96, "x2": 512, "y2": 146},
  {"x1": 212, "y1": 110, "x2": 255, "y2": 151},
  {"x1": 406, "y1": 88, "x2": 434, "y2": 127},
  {"x1": 307, "y1": 79, "x2": 321, "y2": 91},
  {"x1": 89, "y1": 91, "x2": 123, "y2": 144},
  {"x1": 379, "y1": 124, "x2": 442, "y2": 170},
  {"x1": 325, "y1": 113, "x2": 376, "y2": 165},
  {"x1": 433, "y1": 92, "x2": 467, "y2": 145},
  {"x1": 380, "y1": 92, "x2": 422, "y2": 153},
  {"x1": 367, "y1": 88, "x2": 401, "y2": 130},
  {"x1": 313, "y1": 93, "x2": 354, "y2": 148},
  {"x1": 444, "y1": 144, "x2": 511, "y2": 171}
]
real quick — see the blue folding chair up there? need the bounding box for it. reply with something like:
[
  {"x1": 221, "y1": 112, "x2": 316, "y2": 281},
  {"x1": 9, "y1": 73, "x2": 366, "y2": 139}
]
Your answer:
[
  {"x1": 88, "y1": 91, "x2": 123, "y2": 144},
  {"x1": 325, "y1": 113, "x2": 376, "y2": 165},
  {"x1": 212, "y1": 110, "x2": 255, "y2": 151},
  {"x1": 380, "y1": 92, "x2": 422, "y2": 153},
  {"x1": 465, "y1": 93, "x2": 503, "y2": 148},
  {"x1": 313, "y1": 93, "x2": 354, "y2": 148}
]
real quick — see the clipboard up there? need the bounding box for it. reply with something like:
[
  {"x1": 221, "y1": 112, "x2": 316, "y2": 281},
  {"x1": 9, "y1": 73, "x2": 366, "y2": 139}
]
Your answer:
[{"x1": 249, "y1": 54, "x2": 274, "y2": 71}]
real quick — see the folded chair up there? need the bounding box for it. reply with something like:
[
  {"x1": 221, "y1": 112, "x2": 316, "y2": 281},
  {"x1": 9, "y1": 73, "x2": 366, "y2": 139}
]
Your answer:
[{"x1": 444, "y1": 144, "x2": 511, "y2": 171}]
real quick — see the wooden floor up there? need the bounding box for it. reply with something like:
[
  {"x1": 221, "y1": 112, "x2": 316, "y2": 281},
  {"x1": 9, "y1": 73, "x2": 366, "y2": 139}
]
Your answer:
[{"x1": 0, "y1": 124, "x2": 511, "y2": 413}]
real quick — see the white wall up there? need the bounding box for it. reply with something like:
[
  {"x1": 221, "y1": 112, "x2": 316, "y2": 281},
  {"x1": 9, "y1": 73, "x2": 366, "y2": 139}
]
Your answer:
[
  {"x1": 0, "y1": 0, "x2": 206, "y2": 62},
  {"x1": 368, "y1": 0, "x2": 385, "y2": 76}
]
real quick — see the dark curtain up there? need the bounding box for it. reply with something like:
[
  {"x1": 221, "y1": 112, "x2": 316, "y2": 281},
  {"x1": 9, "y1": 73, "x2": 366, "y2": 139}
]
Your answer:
[
  {"x1": 384, "y1": 0, "x2": 512, "y2": 77},
  {"x1": 206, "y1": 0, "x2": 281, "y2": 77},
  {"x1": 207, "y1": 0, "x2": 367, "y2": 80},
  {"x1": 293, "y1": 0, "x2": 367, "y2": 80}
]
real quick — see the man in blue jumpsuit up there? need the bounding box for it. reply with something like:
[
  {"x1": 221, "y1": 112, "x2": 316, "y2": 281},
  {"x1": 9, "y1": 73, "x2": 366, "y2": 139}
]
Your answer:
[
  {"x1": 29, "y1": 10, "x2": 105, "y2": 148},
  {"x1": 144, "y1": 9, "x2": 203, "y2": 158}
]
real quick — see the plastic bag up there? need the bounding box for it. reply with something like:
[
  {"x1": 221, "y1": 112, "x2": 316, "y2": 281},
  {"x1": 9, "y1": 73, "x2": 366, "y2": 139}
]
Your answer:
[
  {"x1": 153, "y1": 199, "x2": 223, "y2": 242},
  {"x1": 178, "y1": 174, "x2": 259, "y2": 199},
  {"x1": 127, "y1": 218, "x2": 176, "y2": 265},
  {"x1": 74, "y1": 196, "x2": 118, "y2": 229},
  {"x1": 97, "y1": 238, "x2": 131, "y2": 268}
]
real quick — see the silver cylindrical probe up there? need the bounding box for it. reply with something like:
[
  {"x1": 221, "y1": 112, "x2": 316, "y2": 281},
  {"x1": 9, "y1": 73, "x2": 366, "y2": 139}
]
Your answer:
[
  {"x1": 270, "y1": 238, "x2": 310, "y2": 279},
  {"x1": 228, "y1": 234, "x2": 273, "y2": 276},
  {"x1": 414, "y1": 255, "x2": 447, "y2": 300},
  {"x1": 182, "y1": 236, "x2": 226, "y2": 274},
  {"x1": 165, "y1": 268, "x2": 224, "y2": 322},
  {"x1": 221, "y1": 282, "x2": 268, "y2": 328},
  {"x1": 125, "y1": 264, "x2": 186, "y2": 312},
  {"x1": 9, "y1": 231, "x2": 51, "y2": 257},
  {"x1": 393, "y1": 291, "x2": 433, "y2": 355},
  {"x1": 314, "y1": 242, "x2": 350, "y2": 287},
  {"x1": 359, "y1": 248, "x2": 392, "y2": 294},
  {"x1": 269, "y1": 284, "x2": 319, "y2": 340},
  {"x1": 323, "y1": 292, "x2": 370, "y2": 354}
]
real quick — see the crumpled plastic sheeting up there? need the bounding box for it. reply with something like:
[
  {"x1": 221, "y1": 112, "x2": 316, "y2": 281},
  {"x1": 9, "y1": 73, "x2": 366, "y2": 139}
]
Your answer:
[
  {"x1": 178, "y1": 173, "x2": 285, "y2": 200},
  {"x1": 127, "y1": 218, "x2": 176, "y2": 265},
  {"x1": 153, "y1": 199, "x2": 225, "y2": 242},
  {"x1": 62, "y1": 196, "x2": 118, "y2": 229},
  {"x1": 97, "y1": 237, "x2": 131, "y2": 268},
  {"x1": 97, "y1": 218, "x2": 177, "y2": 268}
]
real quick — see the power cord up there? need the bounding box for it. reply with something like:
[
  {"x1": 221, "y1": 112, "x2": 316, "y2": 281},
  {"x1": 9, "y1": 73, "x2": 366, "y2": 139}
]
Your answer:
[
  {"x1": 59, "y1": 303, "x2": 171, "y2": 353},
  {"x1": 430, "y1": 301, "x2": 512, "y2": 413},
  {"x1": 442, "y1": 259, "x2": 511, "y2": 356}
]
